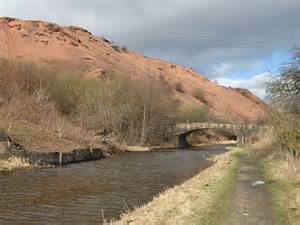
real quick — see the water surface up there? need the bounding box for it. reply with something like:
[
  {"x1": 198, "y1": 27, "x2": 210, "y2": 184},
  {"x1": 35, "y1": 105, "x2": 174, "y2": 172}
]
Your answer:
[{"x1": 0, "y1": 144, "x2": 228, "y2": 225}]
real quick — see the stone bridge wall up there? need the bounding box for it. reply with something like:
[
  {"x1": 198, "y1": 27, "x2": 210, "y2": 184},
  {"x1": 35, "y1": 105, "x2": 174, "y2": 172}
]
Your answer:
[{"x1": 148, "y1": 123, "x2": 267, "y2": 148}]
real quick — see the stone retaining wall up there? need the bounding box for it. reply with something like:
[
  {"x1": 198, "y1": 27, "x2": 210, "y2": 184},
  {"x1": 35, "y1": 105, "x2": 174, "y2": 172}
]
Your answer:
[
  {"x1": 23, "y1": 148, "x2": 106, "y2": 165},
  {"x1": 4, "y1": 147, "x2": 106, "y2": 166},
  {"x1": 0, "y1": 132, "x2": 107, "y2": 166}
]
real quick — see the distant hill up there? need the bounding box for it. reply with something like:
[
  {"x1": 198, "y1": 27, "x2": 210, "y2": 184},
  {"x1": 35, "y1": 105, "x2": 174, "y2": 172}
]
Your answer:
[{"x1": 0, "y1": 17, "x2": 267, "y2": 122}]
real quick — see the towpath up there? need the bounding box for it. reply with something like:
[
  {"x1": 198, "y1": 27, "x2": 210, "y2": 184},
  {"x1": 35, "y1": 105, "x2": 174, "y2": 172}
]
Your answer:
[{"x1": 222, "y1": 154, "x2": 276, "y2": 225}]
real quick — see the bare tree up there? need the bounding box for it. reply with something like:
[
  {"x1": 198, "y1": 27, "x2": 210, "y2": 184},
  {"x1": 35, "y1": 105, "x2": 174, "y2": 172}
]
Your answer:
[
  {"x1": 266, "y1": 48, "x2": 300, "y2": 160},
  {"x1": 267, "y1": 48, "x2": 300, "y2": 113}
]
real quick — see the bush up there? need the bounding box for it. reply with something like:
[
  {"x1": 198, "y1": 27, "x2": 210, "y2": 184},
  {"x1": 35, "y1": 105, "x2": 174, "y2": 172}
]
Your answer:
[
  {"x1": 266, "y1": 109, "x2": 299, "y2": 159},
  {"x1": 266, "y1": 48, "x2": 300, "y2": 159},
  {"x1": 193, "y1": 88, "x2": 208, "y2": 105},
  {"x1": 45, "y1": 73, "x2": 82, "y2": 115},
  {"x1": 0, "y1": 59, "x2": 42, "y2": 99},
  {"x1": 176, "y1": 106, "x2": 209, "y2": 123},
  {"x1": 175, "y1": 82, "x2": 185, "y2": 93},
  {"x1": 112, "y1": 45, "x2": 121, "y2": 52},
  {"x1": 100, "y1": 36, "x2": 111, "y2": 44},
  {"x1": 122, "y1": 46, "x2": 128, "y2": 53},
  {"x1": 79, "y1": 74, "x2": 178, "y2": 144},
  {"x1": 0, "y1": 59, "x2": 179, "y2": 145}
]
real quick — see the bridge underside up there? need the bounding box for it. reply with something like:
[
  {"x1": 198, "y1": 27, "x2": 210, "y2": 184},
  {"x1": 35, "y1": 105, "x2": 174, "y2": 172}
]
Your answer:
[
  {"x1": 174, "y1": 128, "x2": 261, "y2": 149},
  {"x1": 176, "y1": 128, "x2": 237, "y2": 149},
  {"x1": 148, "y1": 123, "x2": 266, "y2": 149},
  {"x1": 178, "y1": 133, "x2": 190, "y2": 149},
  {"x1": 176, "y1": 134, "x2": 259, "y2": 149}
]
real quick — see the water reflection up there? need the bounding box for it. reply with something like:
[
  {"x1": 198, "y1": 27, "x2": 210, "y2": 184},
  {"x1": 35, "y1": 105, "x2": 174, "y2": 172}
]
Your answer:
[{"x1": 0, "y1": 144, "x2": 227, "y2": 225}]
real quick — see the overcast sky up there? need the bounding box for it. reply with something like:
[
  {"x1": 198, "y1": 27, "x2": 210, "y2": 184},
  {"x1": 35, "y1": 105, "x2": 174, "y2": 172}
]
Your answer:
[{"x1": 1, "y1": 0, "x2": 299, "y2": 98}]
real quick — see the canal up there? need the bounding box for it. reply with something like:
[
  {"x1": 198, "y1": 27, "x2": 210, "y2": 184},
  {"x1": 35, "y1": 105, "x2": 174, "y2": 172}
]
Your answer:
[{"x1": 0, "y1": 144, "x2": 229, "y2": 225}]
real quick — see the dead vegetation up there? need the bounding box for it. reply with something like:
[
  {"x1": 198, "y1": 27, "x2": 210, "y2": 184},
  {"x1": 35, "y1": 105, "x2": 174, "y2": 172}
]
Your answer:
[
  {"x1": 254, "y1": 134, "x2": 300, "y2": 225},
  {"x1": 112, "y1": 45, "x2": 122, "y2": 52},
  {"x1": 0, "y1": 57, "x2": 248, "y2": 152},
  {"x1": 250, "y1": 49, "x2": 300, "y2": 225},
  {"x1": 0, "y1": 156, "x2": 31, "y2": 172},
  {"x1": 0, "y1": 59, "x2": 178, "y2": 150},
  {"x1": 265, "y1": 48, "x2": 299, "y2": 163},
  {"x1": 115, "y1": 151, "x2": 238, "y2": 225},
  {"x1": 175, "y1": 82, "x2": 185, "y2": 93},
  {"x1": 192, "y1": 87, "x2": 209, "y2": 105}
]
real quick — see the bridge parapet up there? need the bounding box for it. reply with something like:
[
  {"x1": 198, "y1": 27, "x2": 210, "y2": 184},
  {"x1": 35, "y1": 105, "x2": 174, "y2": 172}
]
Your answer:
[
  {"x1": 157, "y1": 122, "x2": 269, "y2": 148},
  {"x1": 169, "y1": 122, "x2": 262, "y2": 135},
  {"x1": 148, "y1": 122, "x2": 268, "y2": 148}
]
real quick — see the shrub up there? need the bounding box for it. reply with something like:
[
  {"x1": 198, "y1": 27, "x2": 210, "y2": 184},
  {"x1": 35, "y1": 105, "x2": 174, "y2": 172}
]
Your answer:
[
  {"x1": 175, "y1": 82, "x2": 185, "y2": 93},
  {"x1": 121, "y1": 46, "x2": 128, "y2": 53},
  {"x1": 0, "y1": 59, "x2": 178, "y2": 145},
  {"x1": 0, "y1": 59, "x2": 44, "y2": 99},
  {"x1": 2, "y1": 17, "x2": 16, "y2": 22},
  {"x1": 80, "y1": 75, "x2": 178, "y2": 144},
  {"x1": 176, "y1": 106, "x2": 209, "y2": 123},
  {"x1": 100, "y1": 36, "x2": 111, "y2": 44},
  {"x1": 112, "y1": 45, "x2": 121, "y2": 52},
  {"x1": 193, "y1": 88, "x2": 208, "y2": 105},
  {"x1": 266, "y1": 48, "x2": 300, "y2": 160},
  {"x1": 46, "y1": 23, "x2": 61, "y2": 32},
  {"x1": 45, "y1": 73, "x2": 82, "y2": 115}
]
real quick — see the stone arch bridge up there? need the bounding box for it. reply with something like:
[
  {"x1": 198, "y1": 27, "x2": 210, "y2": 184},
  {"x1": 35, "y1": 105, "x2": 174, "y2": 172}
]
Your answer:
[{"x1": 150, "y1": 123, "x2": 267, "y2": 149}]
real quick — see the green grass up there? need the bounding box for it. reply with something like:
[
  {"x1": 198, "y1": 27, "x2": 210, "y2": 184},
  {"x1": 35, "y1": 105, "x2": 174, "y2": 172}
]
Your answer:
[
  {"x1": 261, "y1": 157, "x2": 299, "y2": 225},
  {"x1": 189, "y1": 151, "x2": 240, "y2": 225},
  {"x1": 117, "y1": 151, "x2": 241, "y2": 225}
]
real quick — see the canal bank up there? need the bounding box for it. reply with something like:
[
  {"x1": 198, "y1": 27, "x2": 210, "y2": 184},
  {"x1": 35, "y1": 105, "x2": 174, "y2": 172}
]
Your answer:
[
  {"x1": 0, "y1": 128, "x2": 235, "y2": 172},
  {"x1": 261, "y1": 154, "x2": 300, "y2": 225},
  {"x1": 116, "y1": 146, "x2": 298, "y2": 225},
  {"x1": 0, "y1": 145, "x2": 227, "y2": 224},
  {"x1": 0, "y1": 132, "x2": 120, "y2": 171},
  {"x1": 115, "y1": 147, "x2": 240, "y2": 225}
]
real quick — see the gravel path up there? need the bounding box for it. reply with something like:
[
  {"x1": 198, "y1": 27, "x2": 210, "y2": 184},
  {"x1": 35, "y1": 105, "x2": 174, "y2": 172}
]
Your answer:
[{"x1": 222, "y1": 155, "x2": 277, "y2": 225}]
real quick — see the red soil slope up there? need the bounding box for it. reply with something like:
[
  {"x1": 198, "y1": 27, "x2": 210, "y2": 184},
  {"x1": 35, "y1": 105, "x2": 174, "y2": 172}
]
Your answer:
[{"x1": 0, "y1": 17, "x2": 267, "y2": 122}]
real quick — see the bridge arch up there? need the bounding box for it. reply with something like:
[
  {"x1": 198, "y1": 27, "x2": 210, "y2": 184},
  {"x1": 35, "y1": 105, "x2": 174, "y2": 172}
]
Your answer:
[
  {"x1": 177, "y1": 127, "x2": 238, "y2": 149},
  {"x1": 162, "y1": 123, "x2": 267, "y2": 149}
]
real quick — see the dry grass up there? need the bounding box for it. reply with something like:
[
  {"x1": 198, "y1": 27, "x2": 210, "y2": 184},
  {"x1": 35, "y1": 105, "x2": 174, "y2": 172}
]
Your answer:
[
  {"x1": 0, "y1": 156, "x2": 31, "y2": 172},
  {"x1": 0, "y1": 59, "x2": 99, "y2": 151},
  {"x1": 114, "y1": 151, "x2": 238, "y2": 225},
  {"x1": 251, "y1": 129, "x2": 275, "y2": 153},
  {"x1": 0, "y1": 96, "x2": 98, "y2": 152},
  {"x1": 125, "y1": 146, "x2": 151, "y2": 152},
  {"x1": 251, "y1": 130, "x2": 300, "y2": 225},
  {"x1": 0, "y1": 59, "x2": 178, "y2": 150},
  {"x1": 192, "y1": 88, "x2": 208, "y2": 105},
  {"x1": 262, "y1": 154, "x2": 300, "y2": 225}
]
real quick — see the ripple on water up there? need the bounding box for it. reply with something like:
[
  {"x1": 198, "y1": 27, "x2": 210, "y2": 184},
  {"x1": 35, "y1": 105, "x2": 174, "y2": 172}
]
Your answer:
[{"x1": 0, "y1": 144, "x2": 227, "y2": 225}]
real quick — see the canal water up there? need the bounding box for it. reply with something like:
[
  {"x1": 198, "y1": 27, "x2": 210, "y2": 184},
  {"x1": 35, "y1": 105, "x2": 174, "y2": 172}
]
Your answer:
[{"x1": 0, "y1": 144, "x2": 228, "y2": 225}]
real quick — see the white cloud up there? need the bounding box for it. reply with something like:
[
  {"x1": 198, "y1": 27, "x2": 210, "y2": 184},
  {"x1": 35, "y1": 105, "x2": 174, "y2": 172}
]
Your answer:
[
  {"x1": 0, "y1": 0, "x2": 299, "y2": 78},
  {"x1": 215, "y1": 72, "x2": 274, "y2": 99},
  {"x1": 212, "y1": 63, "x2": 237, "y2": 77},
  {"x1": 0, "y1": 0, "x2": 298, "y2": 87}
]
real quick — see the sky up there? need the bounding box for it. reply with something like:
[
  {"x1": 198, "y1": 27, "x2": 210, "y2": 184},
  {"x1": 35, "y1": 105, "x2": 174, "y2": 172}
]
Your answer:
[{"x1": 1, "y1": 0, "x2": 299, "y2": 98}]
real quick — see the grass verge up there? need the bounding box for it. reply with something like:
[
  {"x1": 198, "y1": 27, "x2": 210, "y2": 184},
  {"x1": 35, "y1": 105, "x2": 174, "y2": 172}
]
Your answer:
[
  {"x1": 188, "y1": 149, "x2": 240, "y2": 225},
  {"x1": 261, "y1": 155, "x2": 300, "y2": 225},
  {"x1": 115, "y1": 150, "x2": 240, "y2": 225}
]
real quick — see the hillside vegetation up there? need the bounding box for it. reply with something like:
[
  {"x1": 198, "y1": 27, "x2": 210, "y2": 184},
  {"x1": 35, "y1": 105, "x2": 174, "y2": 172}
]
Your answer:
[
  {"x1": 0, "y1": 17, "x2": 267, "y2": 123},
  {"x1": 0, "y1": 59, "x2": 234, "y2": 151}
]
